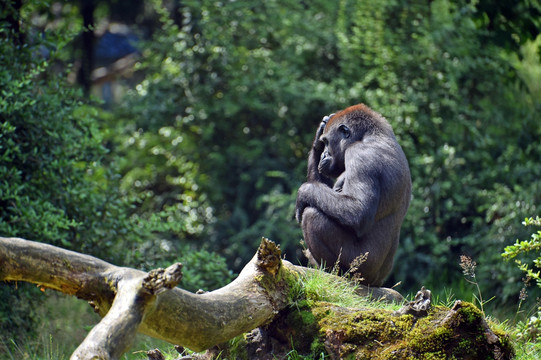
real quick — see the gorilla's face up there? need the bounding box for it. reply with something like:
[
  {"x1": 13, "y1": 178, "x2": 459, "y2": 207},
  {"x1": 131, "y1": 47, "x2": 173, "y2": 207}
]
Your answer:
[{"x1": 318, "y1": 123, "x2": 351, "y2": 178}]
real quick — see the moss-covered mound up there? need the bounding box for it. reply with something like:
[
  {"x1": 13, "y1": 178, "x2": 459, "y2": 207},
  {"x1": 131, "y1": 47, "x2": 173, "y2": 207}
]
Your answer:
[{"x1": 211, "y1": 299, "x2": 513, "y2": 360}]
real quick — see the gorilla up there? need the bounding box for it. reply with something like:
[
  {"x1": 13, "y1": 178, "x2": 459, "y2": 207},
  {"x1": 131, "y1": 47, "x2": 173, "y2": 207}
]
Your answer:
[{"x1": 295, "y1": 104, "x2": 411, "y2": 286}]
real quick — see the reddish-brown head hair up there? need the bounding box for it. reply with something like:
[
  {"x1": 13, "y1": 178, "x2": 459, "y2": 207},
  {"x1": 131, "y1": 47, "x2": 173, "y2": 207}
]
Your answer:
[{"x1": 324, "y1": 104, "x2": 393, "y2": 136}]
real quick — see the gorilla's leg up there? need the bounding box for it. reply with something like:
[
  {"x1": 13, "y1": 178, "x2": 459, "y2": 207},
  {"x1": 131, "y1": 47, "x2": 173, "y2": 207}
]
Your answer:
[
  {"x1": 302, "y1": 207, "x2": 392, "y2": 286},
  {"x1": 301, "y1": 207, "x2": 356, "y2": 271}
]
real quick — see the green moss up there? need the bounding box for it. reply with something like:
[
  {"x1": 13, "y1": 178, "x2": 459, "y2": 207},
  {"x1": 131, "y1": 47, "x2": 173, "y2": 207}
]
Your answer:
[
  {"x1": 457, "y1": 301, "x2": 483, "y2": 325},
  {"x1": 408, "y1": 318, "x2": 454, "y2": 354},
  {"x1": 308, "y1": 302, "x2": 414, "y2": 359},
  {"x1": 300, "y1": 310, "x2": 316, "y2": 325},
  {"x1": 254, "y1": 264, "x2": 301, "y2": 311},
  {"x1": 412, "y1": 351, "x2": 447, "y2": 360},
  {"x1": 310, "y1": 338, "x2": 325, "y2": 355},
  {"x1": 317, "y1": 304, "x2": 414, "y2": 342},
  {"x1": 279, "y1": 300, "x2": 513, "y2": 359}
]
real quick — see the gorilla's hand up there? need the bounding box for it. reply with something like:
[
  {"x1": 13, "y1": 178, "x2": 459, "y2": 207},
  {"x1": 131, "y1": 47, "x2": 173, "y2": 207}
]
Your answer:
[
  {"x1": 319, "y1": 113, "x2": 334, "y2": 133},
  {"x1": 313, "y1": 113, "x2": 335, "y2": 152}
]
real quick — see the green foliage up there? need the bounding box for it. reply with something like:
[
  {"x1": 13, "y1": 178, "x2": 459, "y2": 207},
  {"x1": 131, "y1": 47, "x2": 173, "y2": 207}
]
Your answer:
[
  {"x1": 112, "y1": 0, "x2": 342, "y2": 268},
  {"x1": 133, "y1": 237, "x2": 234, "y2": 292},
  {"x1": 502, "y1": 217, "x2": 541, "y2": 350},
  {"x1": 502, "y1": 217, "x2": 541, "y2": 288},
  {"x1": 326, "y1": 0, "x2": 541, "y2": 305},
  {"x1": 472, "y1": 0, "x2": 541, "y2": 51}
]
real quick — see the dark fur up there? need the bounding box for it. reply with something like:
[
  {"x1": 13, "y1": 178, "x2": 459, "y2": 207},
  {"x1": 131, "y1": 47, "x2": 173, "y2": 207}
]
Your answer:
[{"x1": 295, "y1": 104, "x2": 411, "y2": 286}]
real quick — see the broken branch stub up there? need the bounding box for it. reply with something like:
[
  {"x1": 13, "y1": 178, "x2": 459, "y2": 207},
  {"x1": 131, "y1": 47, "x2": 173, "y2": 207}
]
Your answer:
[
  {"x1": 142, "y1": 263, "x2": 184, "y2": 296},
  {"x1": 256, "y1": 237, "x2": 282, "y2": 276}
]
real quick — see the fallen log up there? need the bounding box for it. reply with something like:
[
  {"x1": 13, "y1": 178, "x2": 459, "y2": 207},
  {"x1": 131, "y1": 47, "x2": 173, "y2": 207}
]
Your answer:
[
  {"x1": 0, "y1": 236, "x2": 512, "y2": 360},
  {"x1": 1, "y1": 236, "x2": 293, "y2": 357}
]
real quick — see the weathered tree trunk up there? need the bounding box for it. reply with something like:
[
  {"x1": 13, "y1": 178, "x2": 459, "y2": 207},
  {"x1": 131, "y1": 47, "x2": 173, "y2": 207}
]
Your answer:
[{"x1": 0, "y1": 236, "x2": 512, "y2": 360}]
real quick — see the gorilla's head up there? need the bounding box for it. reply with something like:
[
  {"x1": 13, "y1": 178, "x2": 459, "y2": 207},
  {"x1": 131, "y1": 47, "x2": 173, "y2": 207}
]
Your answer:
[{"x1": 317, "y1": 104, "x2": 393, "y2": 178}]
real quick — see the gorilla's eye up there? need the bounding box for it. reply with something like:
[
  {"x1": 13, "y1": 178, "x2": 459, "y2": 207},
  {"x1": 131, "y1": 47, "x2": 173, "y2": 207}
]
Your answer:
[{"x1": 339, "y1": 124, "x2": 351, "y2": 139}]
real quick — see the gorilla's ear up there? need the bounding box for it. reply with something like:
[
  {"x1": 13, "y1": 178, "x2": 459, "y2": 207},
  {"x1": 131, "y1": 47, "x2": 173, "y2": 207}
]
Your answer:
[{"x1": 338, "y1": 124, "x2": 351, "y2": 139}]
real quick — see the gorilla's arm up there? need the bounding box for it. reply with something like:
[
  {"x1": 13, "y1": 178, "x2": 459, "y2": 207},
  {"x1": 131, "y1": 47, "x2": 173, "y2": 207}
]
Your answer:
[
  {"x1": 296, "y1": 178, "x2": 379, "y2": 236},
  {"x1": 296, "y1": 141, "x2": 383, "y2": 235},
  {"x1": 306, "y1": 115, "x2": 334, "y2": 186}
]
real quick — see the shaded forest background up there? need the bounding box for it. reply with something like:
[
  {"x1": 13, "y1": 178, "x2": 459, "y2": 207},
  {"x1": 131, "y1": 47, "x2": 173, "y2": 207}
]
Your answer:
[{"x1": 1, "y1": 0, "x2": 540, "y2": 351}]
